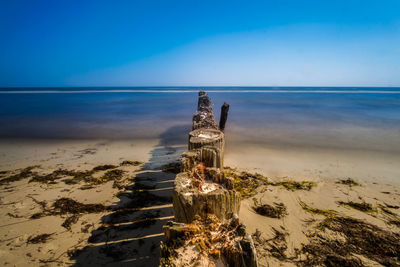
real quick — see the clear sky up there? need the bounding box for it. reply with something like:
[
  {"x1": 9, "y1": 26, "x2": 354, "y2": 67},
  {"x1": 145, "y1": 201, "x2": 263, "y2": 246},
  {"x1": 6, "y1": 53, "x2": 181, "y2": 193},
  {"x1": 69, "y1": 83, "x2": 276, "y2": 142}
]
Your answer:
[{"x1": 1, "y1": 0, "x2": 400, "y2": 87}]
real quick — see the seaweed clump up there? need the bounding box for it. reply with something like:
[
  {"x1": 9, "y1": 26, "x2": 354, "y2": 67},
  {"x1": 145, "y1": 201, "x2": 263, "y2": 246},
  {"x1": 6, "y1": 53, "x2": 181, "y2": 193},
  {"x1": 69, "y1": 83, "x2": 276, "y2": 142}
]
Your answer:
[
  {"x1": 29, "y1": 169, "x2": 76, "y2": 184},
  {"x1": 62, "y1": 170, "x2": 95, "y2": 185},
  {"x1": 224, "y1": 168, "x2": 317, "y2": 198},
  {"x1": 95, "y1": 169, "x2": 125, "y2": 185},
  {"x1": 338, "y1": 201, "x2": 376, "y2": 213},
  {"x1": 252, "y1": 199, "x2": 287, "y2": 218},
  {"x1": 336, "y1": 178, "x2": 361, "y2": 187},
  {"x1": 252, "y1": 228, "x2": 289, "y2": 261},
  {"x1": 53, "y1": 198, "x2": 106, "y2": 214},
  {"x1": 27, "y1": 233, "x2": 53, "y2": 244},
  {"x1": 120, "y1": 160, "x2": 144, "y2": 166},
  {"x1": 52, "y1": 198, "x2": 106, "y2": 230},
  {"x1": 92, "y1": 164, "x2": 117, "y2": 171},
  {"x1": 385, "y1": 203, "x2": 399, "y2": 209},
  {"x1": 378, "y1": 204, "x2": 398, "y2": 217},
  {"x1": 273, "y1": 180, "x2": 317, "y2": 191},
  {"x1": 0, "y1": 166, "x2": 38, "y2": 185},
  {"x1": 224, "y1": 168, "x2": 268, "y2": 198},
  {"x1": 302, "y1": 216, "x2": 400, "y2": 266},
  {"x1": 161, "y1": 214, "x2": 256, "y2": 266},
  {"x1": 62, "y1": 214, "x2": 80, "y2": 230},
  {"x1": 28, "y1": 164, "x2": 126, "y2": 185},
  {"x1": 299, "y1": 201, "x2": 338, "y2": 217},
  {"x1": 30, "y1": 196, "x2": 107, "y2": 230}
]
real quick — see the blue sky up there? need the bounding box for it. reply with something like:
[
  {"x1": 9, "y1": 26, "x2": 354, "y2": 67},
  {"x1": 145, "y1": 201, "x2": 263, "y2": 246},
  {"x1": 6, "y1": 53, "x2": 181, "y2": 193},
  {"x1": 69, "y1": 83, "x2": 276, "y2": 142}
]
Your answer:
[{"x1": 1, "y1": 0, "x2": 399, "y2": 87}]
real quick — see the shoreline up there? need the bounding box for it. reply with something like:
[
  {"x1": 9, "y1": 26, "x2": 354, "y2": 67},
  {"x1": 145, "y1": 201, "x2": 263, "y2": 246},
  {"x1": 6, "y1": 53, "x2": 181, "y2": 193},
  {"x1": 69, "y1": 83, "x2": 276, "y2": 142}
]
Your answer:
[{"x1": 1, "y1": 137, "x2": 399, "y2": 185}]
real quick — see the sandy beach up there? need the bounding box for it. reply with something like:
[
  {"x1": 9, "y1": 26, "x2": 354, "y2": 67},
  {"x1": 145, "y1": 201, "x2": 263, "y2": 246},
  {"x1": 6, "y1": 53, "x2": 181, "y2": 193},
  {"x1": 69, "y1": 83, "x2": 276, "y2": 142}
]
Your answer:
[
  {"x1": 2, "y1": 0, "x2": 400, "y2": 265},
  {"x1": 0, "y1": 135, "x2": 399, "y2": 266}
]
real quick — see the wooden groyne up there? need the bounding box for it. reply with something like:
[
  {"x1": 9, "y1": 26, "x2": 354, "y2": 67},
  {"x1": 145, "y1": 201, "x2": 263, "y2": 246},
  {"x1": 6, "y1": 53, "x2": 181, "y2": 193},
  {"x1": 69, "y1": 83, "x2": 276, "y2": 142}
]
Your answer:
[{"x1": 161, "y1": 91, "x2": 258, "y2": 267}]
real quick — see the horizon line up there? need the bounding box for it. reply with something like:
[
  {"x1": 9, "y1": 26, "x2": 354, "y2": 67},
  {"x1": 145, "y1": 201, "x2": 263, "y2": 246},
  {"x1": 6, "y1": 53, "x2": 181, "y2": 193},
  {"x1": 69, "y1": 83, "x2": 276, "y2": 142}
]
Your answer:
[
  {"x1": 1, "y1": 86, "x2": 400, "y2": 89},
  {"x1": 1, "y1": 89, "x2": 400, "y2": 94}
]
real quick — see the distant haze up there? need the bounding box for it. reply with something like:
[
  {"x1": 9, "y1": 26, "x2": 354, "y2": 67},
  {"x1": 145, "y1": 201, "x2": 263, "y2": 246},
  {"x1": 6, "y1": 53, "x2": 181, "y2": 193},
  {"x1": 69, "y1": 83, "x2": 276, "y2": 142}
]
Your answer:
[{"x1": 1, "y1": 0, "x2": 400, "y2": 87}]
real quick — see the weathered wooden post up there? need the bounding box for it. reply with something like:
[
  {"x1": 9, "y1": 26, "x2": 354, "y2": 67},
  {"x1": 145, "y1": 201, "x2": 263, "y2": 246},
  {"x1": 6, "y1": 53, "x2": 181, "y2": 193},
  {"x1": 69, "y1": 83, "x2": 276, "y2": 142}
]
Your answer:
[
  {"x1": 192, "y1": 90, "x2": 218, "y2": 130},
  {"x1": 219, "y1": 102, "x2": 230, "y2": 131},
  {"x1": 188, "y1": 128, "x2": 224, "y2": 168},
  {"x1": 161, "y1": 91, "x2": 258, "y2": 267},
  {"x1": 190, "y1": 91, "x2": 226, "y2": 169}
]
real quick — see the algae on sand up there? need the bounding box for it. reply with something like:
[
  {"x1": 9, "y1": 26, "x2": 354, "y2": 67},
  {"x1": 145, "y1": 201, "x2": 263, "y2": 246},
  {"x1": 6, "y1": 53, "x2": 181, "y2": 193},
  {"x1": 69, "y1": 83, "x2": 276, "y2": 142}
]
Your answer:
[
  {"x1": 298, "y1": 201, "x2": 400, "y2": 266},
  {"x1": 0, "y1": 166, "x2": 39, "y2": 185},
  {"x1": 30, "y1": 197, "x2": 107, "y2": 230},
  {"x1": 120, "y1": 160, "x2": 144, "y2": 166},
  {"x1": 62, "y1": 214, "x2": 80, "y2": 230},
  {"x1": 252, "y1": 227, "x2": 289, "y2": 261},
  {"x1": 95, "y1": 169, "x2": 125, "y2": 184},
  {"x1": 338, "y1": 201, "x2": 376, "y2": 213},
  {"x1": 252, "y1": 199, "x2": 287, "y2": 218},
  {"x1": 302, "y1": 216, "x2": 400, "y2": 266},
  {"x1": 299, "y1": 201, "x2": 338, "y2": 217},
  {"x1": 378, "y1": 204, "x2": 397, "y2": 217},
  {"x1": 253, "y1": 200, "x2": 400, "y2": 266},
  {"x1": 28, "y1": 164, "x2": 127, "y2": 185},
  {"x1": 62, "y1": 170, "x2": 95, "y2": 185},
  {"x1": 53, "y1": 198, "x2": 107, "y2": 214},
  {"x1": 224, "y1": 168, "x2": 317, "y2": 198},
  {"x1": 29, "y1": 169, "x2": 77, "y2": 184},
  {"x1": 27, "y1": 233, "x2": 53, "y2": 244},
  {"x1": 224, "y1": 168, "x2": 268, "y2": 198},
  {"x1": 336, "y1": 178, "x2": 361, "y2": 187},
  {"x1": 92, "y1": 164, "x2": 117, "y2": 171},
  {"x1": 273, "y1": 180, "x2": 317, "y2": 191}
]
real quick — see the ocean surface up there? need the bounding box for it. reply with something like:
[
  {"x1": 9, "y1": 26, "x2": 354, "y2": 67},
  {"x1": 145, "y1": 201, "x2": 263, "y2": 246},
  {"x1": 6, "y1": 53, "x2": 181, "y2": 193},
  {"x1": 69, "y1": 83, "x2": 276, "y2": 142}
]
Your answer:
[{"x1": 1, "y1": 87, "x2": 400, "y2": 153}]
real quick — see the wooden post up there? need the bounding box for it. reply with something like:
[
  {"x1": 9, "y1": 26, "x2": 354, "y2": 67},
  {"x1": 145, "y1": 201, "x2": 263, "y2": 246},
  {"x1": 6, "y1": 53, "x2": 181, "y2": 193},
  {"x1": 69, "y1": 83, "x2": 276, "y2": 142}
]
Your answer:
[
  {"x1": 192, "y1": 91, "x2": 218, "y2": 130},
  {"x1": 188, "y1": 128, "x2": 225, "y2": 169},
  {"x1": 219, "y1": 102, "x2": 229, "y2": 131},
  {"x1": 164, "y1": 90, "x2": 258, "y2": 267}
]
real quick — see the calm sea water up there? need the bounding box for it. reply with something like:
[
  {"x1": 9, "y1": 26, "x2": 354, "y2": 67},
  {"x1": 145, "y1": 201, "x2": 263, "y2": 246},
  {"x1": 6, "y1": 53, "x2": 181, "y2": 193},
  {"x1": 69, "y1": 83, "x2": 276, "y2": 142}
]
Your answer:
[{"x1": 1, "y1": 87, "x2": 399, "y2": 153}]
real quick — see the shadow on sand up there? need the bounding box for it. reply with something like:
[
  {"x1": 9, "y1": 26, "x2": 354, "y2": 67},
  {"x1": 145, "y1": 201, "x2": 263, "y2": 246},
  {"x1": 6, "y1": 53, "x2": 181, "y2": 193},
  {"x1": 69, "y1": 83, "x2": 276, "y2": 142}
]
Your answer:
[{"x1": 70, "y1": 124, "x2": 189, "y2": 266}]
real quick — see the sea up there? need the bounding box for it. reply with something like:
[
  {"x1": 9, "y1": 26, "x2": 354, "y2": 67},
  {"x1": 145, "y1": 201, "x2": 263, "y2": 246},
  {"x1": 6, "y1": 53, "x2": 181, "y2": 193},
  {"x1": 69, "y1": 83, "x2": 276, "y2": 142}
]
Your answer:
[{"x1": 1, "y1": 87, "x2": 399, "y2": 154}]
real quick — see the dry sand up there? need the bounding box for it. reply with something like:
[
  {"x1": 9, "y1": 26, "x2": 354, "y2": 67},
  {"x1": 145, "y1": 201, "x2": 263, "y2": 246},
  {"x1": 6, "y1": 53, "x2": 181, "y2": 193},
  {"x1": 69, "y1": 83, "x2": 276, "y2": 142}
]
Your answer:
[{"x1": 0, "y1": 138, "x2": 399, "y2": 266}]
